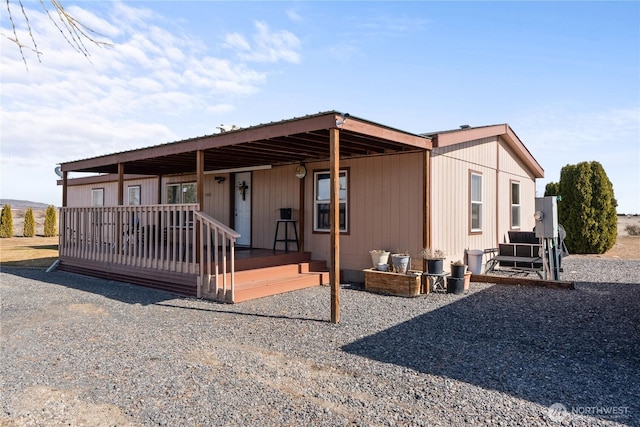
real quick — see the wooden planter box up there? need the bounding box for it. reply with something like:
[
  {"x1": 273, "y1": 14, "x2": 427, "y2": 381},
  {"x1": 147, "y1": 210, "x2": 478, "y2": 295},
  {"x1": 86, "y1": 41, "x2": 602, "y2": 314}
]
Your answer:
[{"x1": 364, "y1": 269, "x2": 422, "y2": 297}]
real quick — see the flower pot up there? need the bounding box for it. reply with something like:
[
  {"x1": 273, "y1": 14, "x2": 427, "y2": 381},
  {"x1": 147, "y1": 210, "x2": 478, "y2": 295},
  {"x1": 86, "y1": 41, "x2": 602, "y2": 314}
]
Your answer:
[
  {"x1": 370, "y1": 250, "x2": 391, "y2": 268},
  {"x1": 391, "y1": 254, "x2": 411, "y2": 274},
  {"x1": 464, "y1": 271, "x2": 472, "y2": 291},
  {"x1": 447, "y1": 276, "x2": 465, "y2": 294},
  {"x1": 451, "y1": 264, "x2": 466, "y2": 279},
  {"x1": 377, "y1": 263, "x2": 389, "y2": 272},
  {"x1": 426, "y1": 259, "x2": 444, "y2": 274}
]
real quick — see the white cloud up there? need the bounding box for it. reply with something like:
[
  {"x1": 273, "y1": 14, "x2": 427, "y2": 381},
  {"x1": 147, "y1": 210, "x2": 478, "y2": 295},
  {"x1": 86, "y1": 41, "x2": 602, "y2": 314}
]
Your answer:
[
  {"x1": 225, "y1": 21, "x2": 302, "y2": 64},
  {"x1": 0, "y1": 3, "x2": 301, "y2": 206},
  {"x1": 286, "y1": 9, "x2": 303, "y2": 22}
]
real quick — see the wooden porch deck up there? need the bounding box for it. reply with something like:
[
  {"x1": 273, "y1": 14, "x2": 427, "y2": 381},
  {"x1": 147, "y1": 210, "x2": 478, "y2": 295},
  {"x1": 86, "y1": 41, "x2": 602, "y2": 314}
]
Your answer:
[{"x1": 58, "y1": 248, "x2": 329, "y2": 303}]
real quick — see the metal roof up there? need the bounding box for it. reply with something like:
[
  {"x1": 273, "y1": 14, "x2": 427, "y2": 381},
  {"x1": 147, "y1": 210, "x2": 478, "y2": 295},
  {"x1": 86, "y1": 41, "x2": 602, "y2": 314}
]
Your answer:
[{"x1": 61, "y1": 111, "x2": 431, "y2": 176}]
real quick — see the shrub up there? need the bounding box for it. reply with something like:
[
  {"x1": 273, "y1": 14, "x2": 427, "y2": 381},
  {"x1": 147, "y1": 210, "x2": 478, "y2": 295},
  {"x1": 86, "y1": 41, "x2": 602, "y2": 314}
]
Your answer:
[
  {"x1": 44, "y1": 205, "x2": 57, "y2": 237},
  {"x1": 554, "y1": 161, "x2": 617, "y2": 254},
  {"x1": 23, "y1": 208, "x2": 35, "y2": 237},
  {"x1": 0, "y1": 205, "x2": 13, "y2": 238},
  {"x1": 544, "y1": 181, "x2": 560, "y2": 197},
  {"x1": 626, "y1": 224, "x2": 640, "y2": 236}
]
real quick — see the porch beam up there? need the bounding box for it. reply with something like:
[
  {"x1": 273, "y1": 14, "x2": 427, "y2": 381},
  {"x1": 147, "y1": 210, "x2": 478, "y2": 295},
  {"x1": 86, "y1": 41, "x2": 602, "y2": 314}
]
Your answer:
[
  {"x1": 117, "y1": 163, "x2": 124, "y2": 205},
  {"x1": 330, "y1": 128, "x2": 340, "y2": 324}
]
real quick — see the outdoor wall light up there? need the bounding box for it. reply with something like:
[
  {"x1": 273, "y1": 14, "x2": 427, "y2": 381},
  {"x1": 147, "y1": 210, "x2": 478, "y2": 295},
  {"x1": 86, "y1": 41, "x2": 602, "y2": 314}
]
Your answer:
[
  {"x1": 214, "y1": 176, "x2": 226, "y2": 183},
  {"x1": 336, "y1": 112, "x2": 350, "y2": 127}
]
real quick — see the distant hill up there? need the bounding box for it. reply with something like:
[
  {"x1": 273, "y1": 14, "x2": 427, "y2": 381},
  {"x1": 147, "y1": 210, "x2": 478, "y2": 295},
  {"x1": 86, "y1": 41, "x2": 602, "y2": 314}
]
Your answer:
[{"x1": 0, "y1": 199, "x2": 52, "y2": 209}]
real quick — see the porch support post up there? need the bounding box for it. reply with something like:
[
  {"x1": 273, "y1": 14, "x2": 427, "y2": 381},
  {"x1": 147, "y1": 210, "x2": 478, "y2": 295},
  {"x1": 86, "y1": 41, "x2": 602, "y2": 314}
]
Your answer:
[
  {"x1": 423, "y1": 150, "x2": 431, "y2": 272},
  {"x1": 157, "y1": 176, "x2": 162, "y2": 204},
  {"x1": 62, "y1": 171, "x2": 68, "y2": 207},
  {"x1": 329, "y1": 128, "x2": 340, "y2": 324},
  {"x1": 196, "y1": 150, "x2": 204, "y2": 209},
  {"x1": 298, "y1": 170, "x2": 305, "y2": 252},
  {"x1": 196, "y1": 150, "x2": 204, "y2": 266},
  {"x1": 117, "y1": 163, "x2": 124, "y2": 205}
]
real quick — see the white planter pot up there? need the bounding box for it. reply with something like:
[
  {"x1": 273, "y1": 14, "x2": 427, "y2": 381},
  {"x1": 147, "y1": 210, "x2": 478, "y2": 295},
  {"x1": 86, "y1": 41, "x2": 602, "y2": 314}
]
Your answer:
[{"x1": 369, "y1": 250, "x2": 390, "y2": 268}]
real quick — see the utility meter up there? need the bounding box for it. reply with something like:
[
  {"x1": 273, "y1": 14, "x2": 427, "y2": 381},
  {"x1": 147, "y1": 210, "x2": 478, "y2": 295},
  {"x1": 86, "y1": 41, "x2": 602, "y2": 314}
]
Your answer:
[{"x1": 534, "y1": 196, "x2": 558, "y2": 238}]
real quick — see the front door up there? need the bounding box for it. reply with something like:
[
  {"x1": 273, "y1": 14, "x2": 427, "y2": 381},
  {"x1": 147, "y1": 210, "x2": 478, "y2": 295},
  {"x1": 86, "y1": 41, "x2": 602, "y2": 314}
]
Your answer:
[{"x1": 234, "y1": 172, "x2": 251, "y2": 246}]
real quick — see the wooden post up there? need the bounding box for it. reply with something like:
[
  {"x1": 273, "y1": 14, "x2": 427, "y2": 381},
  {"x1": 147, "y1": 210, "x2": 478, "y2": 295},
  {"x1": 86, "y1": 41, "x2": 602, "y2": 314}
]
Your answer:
[
  {"x1": 157, "y1": 176, "x2": 162, "y2": 204},
  {"x1": 423, "y1": 150, "x2": 431, "y2": 272},
  {"x1": 62, "y1": 171, "x2": 68, "y2": 207},
  {"x1": 196, "y1": 150, "x2": 204, "y2": 208},
  {"x1": 117, "y1": 163, "x2": 124, "y2": 206},
  {"x1": 298, "y1": 169, "x2": 305, "y2": 252},
  {"x1": 330, "y1": 128, "x2": 340, "y2": 324},
  {"x1": 196, "y1": 150, "x2": 204, "y2": 260}
]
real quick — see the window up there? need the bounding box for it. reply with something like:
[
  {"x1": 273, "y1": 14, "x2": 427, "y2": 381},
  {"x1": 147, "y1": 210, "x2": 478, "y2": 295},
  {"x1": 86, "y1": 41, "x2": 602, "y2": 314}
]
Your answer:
[
  {"x1": 511, "y1": 181, "x2": 521, "y2": 229},
  {"x1": 91, "y1": 188, "x2": 104, "y2": 207},
  {"x1": 314, "y1": 170, "x2": 348, "y2": 232},
  {"x1": 166, "y1": 182, "x2": 196, "y2": 204},
  {"x1": 470, "y1": 172, "x2": 482, "y2": 232},
  {"x1": 128, "y1": 186, "x2": 141, "y2": 206}
]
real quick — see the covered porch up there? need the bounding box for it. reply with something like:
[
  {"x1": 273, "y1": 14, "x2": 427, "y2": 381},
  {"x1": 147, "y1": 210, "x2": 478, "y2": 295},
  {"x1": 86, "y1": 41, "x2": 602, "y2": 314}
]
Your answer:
[{"x1": 58, "y1": 111, "x2": 431, "y2": 319}]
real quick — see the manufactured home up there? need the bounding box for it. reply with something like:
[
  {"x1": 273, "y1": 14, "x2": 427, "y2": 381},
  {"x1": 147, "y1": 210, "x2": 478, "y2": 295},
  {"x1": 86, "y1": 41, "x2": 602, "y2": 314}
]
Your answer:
[{"x1": 57, "y1": 111, "x2": 543, "y2": 304}]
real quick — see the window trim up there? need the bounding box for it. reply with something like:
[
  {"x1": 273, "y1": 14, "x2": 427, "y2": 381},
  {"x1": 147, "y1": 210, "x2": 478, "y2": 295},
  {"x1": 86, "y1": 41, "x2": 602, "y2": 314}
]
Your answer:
[
  {"x1": 91, "y1": 188, "x2": 104, "y2": 207},
  {"x1": 469, "y1": 171, "x2": 483, "y2": 234},
  {"x1": 166, "y1": 182, "x2": 197, "y2": 204},
  {"x1": 128, "y1": 185, "x2": 141, "y2": 206},
  {"x1": 510, "y1": 180, "x2": 521, "y2": 230},
  {"x1": 312, "y1": 168, "x2": 349, "y2": 234}
]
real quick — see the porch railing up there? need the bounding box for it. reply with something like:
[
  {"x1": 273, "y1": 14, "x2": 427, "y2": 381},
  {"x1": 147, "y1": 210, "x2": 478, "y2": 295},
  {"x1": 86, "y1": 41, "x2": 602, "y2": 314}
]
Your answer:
[
  {"x1": 194, "y1": 211, "x2": 241, "y2": 302},
  {"x1": 59, "y1": 204, "x2": 241, "y2": 301},
  {"x1": 59, "y1": 204, "x2": 200, "y2": 274}
]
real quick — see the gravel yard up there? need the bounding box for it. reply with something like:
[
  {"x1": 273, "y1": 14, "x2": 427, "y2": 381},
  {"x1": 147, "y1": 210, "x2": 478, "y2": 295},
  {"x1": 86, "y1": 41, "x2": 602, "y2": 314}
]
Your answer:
[{"x1": 1, "y1": 256, "x2": 639, "y2": 426}]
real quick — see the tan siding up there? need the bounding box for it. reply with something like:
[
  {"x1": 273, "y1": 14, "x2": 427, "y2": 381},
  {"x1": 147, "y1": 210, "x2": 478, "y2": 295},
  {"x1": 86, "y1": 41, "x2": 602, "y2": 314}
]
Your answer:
[
  {"x1": 431, "y1": 139, "x2": 498, "y2": 263},
  {"x1": 431, "y1": 136, "x2": 539, "y2": 264},
  {"x1": 497, "y1": 138, "x2": 538, "y2": 234},
  {"x1": 251, "y1": 165, "x2": 300, "y2": 249},
  {"x1": 66, "y1": 182, "x2": 118, "y2": 207},
  {"x1": 306, "y1": 152, "x2": 424, "y2": 272},
  {"x1": 203, "y1": 173, "x2": 231, "y2": 225},
  {"x1": 124, "y1": 178, "x2": 158, "y2": 205}
]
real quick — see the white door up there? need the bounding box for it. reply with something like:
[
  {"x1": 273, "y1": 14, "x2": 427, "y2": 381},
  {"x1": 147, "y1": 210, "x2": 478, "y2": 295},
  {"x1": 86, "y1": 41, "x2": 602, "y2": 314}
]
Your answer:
[{"x1": 234, "y1": 172, "x2": 251, "y2": 246}]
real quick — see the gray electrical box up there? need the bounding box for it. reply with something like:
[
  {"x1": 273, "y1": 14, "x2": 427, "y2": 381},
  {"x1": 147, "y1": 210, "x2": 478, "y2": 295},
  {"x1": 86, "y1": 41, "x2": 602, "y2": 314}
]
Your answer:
[{"x1": 534, "y1": 196, "x2": 558, "y2": 238}]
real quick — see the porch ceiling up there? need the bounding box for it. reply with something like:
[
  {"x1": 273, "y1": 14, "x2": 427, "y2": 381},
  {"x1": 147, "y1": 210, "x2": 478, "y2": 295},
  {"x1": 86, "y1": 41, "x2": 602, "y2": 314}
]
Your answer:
[{"x1": 61, "y1": 111, "x2": 431, "y2": 175}]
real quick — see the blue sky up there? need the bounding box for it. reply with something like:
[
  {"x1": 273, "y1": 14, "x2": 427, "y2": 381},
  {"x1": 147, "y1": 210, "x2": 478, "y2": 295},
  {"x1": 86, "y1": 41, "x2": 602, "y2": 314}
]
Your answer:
[{"x1": 1, "y1": 1, "x2": 639, "y2": 213}]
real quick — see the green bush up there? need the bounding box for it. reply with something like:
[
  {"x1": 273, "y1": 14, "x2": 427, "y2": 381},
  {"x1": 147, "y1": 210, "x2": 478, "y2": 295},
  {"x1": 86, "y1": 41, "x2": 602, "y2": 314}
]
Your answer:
[
  {"x1": 544, "y1": 181, "x2": 560, "y2": 197},
  {"x1": 0, "y1": 205, "x2": 13, "y2": 238},
  {"x1": 551, "y1": 161, "x2": 617, "y2": 254},
  {"x1": 44, "y1": 205, "x2": 57, "y2": 237},
  {"x1": 23, "y1": 208, "x2": 35, "y2": 237}
]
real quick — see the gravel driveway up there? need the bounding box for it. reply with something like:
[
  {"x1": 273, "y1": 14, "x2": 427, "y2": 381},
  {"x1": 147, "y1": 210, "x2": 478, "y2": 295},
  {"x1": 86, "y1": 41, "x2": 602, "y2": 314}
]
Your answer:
[{"x1": 1, "y1": 257, "x2": 639, "y2": 426}]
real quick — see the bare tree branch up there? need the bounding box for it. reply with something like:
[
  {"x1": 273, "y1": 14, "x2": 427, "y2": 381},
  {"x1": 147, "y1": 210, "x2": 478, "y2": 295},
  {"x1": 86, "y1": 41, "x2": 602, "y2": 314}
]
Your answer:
[{"x1": 2, "y1": 0, "x2": 111, "y2": 68}]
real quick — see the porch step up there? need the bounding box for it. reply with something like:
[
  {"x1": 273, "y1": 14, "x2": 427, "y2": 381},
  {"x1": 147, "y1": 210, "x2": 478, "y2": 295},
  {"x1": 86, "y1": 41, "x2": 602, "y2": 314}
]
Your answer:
[{"x1": 232, "y1": 261, "x2": 329, "y2": 303}]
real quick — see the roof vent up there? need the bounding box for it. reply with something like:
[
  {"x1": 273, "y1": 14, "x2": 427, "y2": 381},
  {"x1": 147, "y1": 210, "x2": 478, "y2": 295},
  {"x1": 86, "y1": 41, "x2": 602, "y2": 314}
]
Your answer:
[{"x1": 460, "y1": 125, "x2": 471, "y2": 129}]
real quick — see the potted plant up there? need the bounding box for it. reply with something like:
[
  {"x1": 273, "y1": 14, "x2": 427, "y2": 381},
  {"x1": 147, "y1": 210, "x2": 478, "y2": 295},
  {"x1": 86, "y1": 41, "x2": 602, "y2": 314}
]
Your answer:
[
  {"x1": 450, "y1": 260, "x2": 467, "y2": 279},
  {"x1": 391, "y1": 250, "x2": 411, "y2": 274},
  {"x1": 369, "y1": 249, "x2": 391, "y2": 269},
  {"x1": 421, "y1": 248, "x2": 446, "y2": 274}
]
